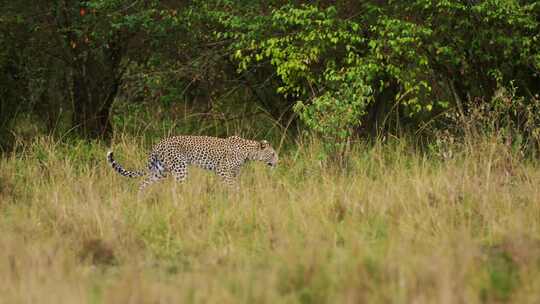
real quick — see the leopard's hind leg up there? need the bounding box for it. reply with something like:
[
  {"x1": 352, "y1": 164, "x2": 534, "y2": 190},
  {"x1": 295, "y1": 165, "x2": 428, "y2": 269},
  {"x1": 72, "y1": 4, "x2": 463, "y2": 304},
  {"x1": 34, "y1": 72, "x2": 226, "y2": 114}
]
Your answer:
[{"x1": 138, "y1": 153, "x2": 167, "y2": 193}]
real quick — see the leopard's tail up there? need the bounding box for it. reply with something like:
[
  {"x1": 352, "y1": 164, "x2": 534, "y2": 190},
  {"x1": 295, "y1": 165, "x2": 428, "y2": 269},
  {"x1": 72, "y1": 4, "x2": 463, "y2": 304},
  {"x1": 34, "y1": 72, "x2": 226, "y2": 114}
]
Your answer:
[{"x1": 107, "y1": 151, "x2": 146, "y2": 178}]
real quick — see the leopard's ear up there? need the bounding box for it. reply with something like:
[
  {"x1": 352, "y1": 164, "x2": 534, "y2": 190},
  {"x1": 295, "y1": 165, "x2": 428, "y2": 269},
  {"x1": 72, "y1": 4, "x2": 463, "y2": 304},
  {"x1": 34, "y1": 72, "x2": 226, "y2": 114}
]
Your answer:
[{"x1": 260, "y1": 140, "x2": 269, "y2": 149}]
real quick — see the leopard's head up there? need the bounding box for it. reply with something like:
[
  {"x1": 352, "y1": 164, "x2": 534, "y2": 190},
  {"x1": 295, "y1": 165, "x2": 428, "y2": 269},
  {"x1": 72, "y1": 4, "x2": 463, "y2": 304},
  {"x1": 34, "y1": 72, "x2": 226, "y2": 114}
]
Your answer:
[{"x1": 256, "y1": 140, "x2": 278, "y2": 168}]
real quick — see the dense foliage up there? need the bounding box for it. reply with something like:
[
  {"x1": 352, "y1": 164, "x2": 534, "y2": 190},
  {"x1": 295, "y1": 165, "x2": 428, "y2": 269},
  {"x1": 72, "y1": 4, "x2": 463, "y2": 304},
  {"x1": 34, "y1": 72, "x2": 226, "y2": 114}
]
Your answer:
[
  {"x1": 221, "y1": 1, "x2": 540, "y2": 144},
  {"x1": 1, "y1": 0, "x2": 539, "y2": 151}
]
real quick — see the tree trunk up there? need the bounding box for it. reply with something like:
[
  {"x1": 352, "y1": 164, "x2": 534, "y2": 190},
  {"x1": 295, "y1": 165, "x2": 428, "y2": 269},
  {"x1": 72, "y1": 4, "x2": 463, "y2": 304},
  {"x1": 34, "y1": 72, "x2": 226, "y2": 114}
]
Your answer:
[
  {"x1": 72, "y1": 67, "x2": 110, "y2": 138},
  {"x1": 70, "y1": 44, "x2": 123, "y2": 139},
  {"x1": 362, "y1": 78, "x2": 399, "y2": 138}
]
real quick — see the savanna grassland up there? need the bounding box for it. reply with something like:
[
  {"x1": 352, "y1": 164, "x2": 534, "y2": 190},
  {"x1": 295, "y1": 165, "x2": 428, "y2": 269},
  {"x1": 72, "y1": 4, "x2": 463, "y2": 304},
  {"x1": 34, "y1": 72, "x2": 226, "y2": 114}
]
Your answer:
[
  {"x1": 3, "y1": 1, "x2": 540, "y2": 303},
  {"x1": 1, "y1": 136, "x2": 539, "y2": 304}
]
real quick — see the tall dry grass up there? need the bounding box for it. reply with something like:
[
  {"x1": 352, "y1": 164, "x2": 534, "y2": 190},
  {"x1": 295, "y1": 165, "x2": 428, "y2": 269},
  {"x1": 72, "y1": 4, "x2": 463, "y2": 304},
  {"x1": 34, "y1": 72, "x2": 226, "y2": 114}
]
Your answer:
[{"x1": 1, "y1": 136, "x2": 539, "y2": 303}]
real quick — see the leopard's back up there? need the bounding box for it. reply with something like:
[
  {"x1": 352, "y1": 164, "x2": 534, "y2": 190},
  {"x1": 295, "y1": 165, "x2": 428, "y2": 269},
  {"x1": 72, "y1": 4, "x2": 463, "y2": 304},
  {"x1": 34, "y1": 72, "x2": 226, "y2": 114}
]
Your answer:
[{"x1": 153, "y1": 136, "x2": 232, "y2": 171}]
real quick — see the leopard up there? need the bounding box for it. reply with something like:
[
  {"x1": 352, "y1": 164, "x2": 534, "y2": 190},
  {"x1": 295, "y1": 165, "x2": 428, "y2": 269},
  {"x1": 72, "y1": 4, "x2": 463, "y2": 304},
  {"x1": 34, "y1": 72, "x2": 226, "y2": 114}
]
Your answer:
[{"x1": 107, "y1": 135, "x2": 278, "y2": 192}]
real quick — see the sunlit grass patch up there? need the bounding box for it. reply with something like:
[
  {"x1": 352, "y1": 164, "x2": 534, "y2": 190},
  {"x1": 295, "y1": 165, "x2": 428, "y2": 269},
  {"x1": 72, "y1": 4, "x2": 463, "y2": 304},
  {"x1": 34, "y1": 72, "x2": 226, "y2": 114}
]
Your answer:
[{"x1": 1, "y1": 136, "x2": 539, "y2": 303}]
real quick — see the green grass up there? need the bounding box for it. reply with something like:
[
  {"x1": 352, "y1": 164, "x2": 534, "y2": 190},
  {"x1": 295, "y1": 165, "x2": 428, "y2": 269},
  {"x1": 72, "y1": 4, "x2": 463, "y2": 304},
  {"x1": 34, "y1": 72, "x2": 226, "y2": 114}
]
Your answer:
[{"x1": 1, "y1": 136, "x2": 540, "y2": 303}]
